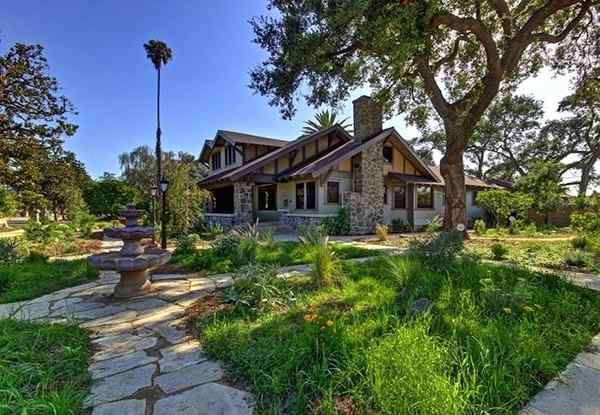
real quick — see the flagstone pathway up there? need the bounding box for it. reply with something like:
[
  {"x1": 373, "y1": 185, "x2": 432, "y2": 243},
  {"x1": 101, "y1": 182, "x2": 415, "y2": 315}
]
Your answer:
[{"x1": 0, "y1": 270, "x2": 254, "y2": 415}]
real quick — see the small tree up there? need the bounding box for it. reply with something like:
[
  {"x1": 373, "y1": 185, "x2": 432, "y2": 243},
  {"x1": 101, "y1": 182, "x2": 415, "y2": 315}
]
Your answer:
[
  {"x1": 83, "y1": 176, "x2": 138, "y2": 219},
  {"x1": 516, "y1": 162, "x2": 565, "y2": 224},
  {"x1": 476, "y1": 189, "x2": 532, "y2": 227}
]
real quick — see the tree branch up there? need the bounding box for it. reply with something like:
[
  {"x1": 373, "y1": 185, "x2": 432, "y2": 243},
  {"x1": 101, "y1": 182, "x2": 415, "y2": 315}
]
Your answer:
[
  {"x1": 487, "y1": 0, "x2": 513, "y2": 37},
  {"x1": 414, "y1": 56, "x2": 453, "y2": 119},
  {"x1": 532, "y1": 0, "x2": 592, "y2": 43}
]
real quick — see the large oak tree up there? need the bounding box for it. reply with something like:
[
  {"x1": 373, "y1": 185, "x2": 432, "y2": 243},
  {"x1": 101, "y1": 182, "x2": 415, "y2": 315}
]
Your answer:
[{"x1": 249, "y1": 0, "x2": 599, "y2": 229}]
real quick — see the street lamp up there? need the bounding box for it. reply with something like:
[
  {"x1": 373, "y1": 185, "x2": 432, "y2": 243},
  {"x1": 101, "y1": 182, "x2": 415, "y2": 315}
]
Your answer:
[
  {"x1": 159, "y1": 178, "x2": 169, "y2": 249},
  {"x1": 150, "y1": 186, "x2": 158, "y2": 243}
]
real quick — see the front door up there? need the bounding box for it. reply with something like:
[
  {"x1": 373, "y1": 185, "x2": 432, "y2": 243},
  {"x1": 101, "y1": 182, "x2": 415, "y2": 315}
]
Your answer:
[{"x1": 256, "y1": 184, "x2": 278, "y2": 222}]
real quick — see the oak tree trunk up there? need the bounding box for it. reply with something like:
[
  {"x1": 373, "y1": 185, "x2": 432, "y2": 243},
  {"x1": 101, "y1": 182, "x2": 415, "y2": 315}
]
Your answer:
[{"x1": 440, "y1": 135, "x2": 468, "y2": 232}]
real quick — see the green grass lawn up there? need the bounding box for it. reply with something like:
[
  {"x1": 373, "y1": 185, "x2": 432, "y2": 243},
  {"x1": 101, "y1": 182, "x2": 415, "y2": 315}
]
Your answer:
[
  {"x1": 195, "y1": 255, "x2": 600, "y2": 414},
  {"x1": 173, "y1": 241, "x2": 381, "y2": 273},
  {"x1": 0, "y1": 319, "x2": 91, "y2": 414},
  {"x1": 0, "y1": 258, "x2": 98, "y2": 304}
]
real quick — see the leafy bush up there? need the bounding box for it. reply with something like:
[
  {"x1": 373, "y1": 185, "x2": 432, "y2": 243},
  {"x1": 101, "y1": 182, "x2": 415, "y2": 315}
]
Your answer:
[
  {"x1": 226, "y1": 264, "x2": 294, "y2": 312},
  {"x1": 490, "y1": 243, "x2": 509, "y2": 260},
  {"x1": 476, "y1": 190, "x2": 533, "y2": 227},
  {"x1": 390, "y1": 218, "x2": 409, "y2": 233},
  {"x1": 0, "y1": 238, "x2": 30, "y2": 264},
  {"x1": 426, "y1": 215, "x2": 443, "y2": 233},
  {"x1": 375, "y1": 224, "x2": 389, "y2": 241},
  {"x1": 37, "y1": 239, "x2": 102, "y2": 258},
  {"x1": 570, "y1": 211, "x2": 600, "y2": 233},
  {"x1": 24, "y1": 221, "x2": 76, "y2": 244},
  {"x1": 564, "y1": 249, "x2": 592, "y2": 267},
  {"x1": 322, "y1": 207, "x2": 351, "y2": 235},
  {"x1": 409, "y1": 231, "x2": 464, "y2": 270},
  {"x1": 571, "y1": 236, "x2": 588, "y2": 250},
  {"x1": 521, "y1": 223, "x2": 538, "y2": 237},
  {"x1": 74, "y1": 212, "x2": 97, "y2": 237},
  {"x1": 308, "y1": 236, "x2": 339, "y2": 287},
  {"x1": 189, "y1": 250, "x2": 233, "y2": 273},
  {"x1": 473, "y1": 219, "x2": 486, "y2": 235},
  {"x1": 298, "y1": 224, "x2": 328, "y2": 246},
  {"x1": 211, "y1": 233, "x2": 241, "y2": 258},
  {"x1": 175, "y1": 233, "x2": 201, "y2": 256}
]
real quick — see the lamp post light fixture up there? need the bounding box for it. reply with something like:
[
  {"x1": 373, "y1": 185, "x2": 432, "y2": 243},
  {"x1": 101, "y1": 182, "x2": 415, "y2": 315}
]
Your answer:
[
  {"x1": 150, "y1": 186, "x2": 158, "y2": 243},
  {"x1": 159, "y1": 178, "x2": 169, "y2": 249}
]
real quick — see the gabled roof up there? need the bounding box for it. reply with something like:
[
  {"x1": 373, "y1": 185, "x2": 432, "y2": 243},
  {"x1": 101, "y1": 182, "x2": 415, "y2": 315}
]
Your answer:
[
  {"x1": 199, "y1": 124, "x2": 352, "y2": 186},
  {"x1": 428, "y1": 166, "x2": 505, "y2": 188},
  {"x1": 199, "y1": 131, "x2": 288, "y2": 163},
  {"x1": 215, "y1": 130, "x2": 288, "y2": 148}
]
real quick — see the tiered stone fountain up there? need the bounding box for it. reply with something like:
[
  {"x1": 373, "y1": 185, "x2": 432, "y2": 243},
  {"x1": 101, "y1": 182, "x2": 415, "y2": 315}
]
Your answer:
[{"x1": 88, "y1": 204, "x2": 171, "y2": 298}]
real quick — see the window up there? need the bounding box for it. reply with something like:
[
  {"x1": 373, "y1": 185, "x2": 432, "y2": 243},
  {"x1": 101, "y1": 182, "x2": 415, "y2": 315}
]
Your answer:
[
  {"x1": 384, "y1": 185, "x2": 388, "y2": 205},
  {"x1": 327, "y1": 182, "x2": 340, "y2": 204},
  {"x1": 393, "y1": 184, "x2": 406, "y2": 209},
  {"x1": 258, "y1": 185, "x2": 276, "y2": 210},
  {"x1": 211, "y1": 152, "x2": 221, "y2": 170},
  {"x1": 295, "y1": 183, "x2": 305, "y2": 209},
  {"x1": 383, "y1": 146, "x2": 393, "y2": 164},
  {"x1": 306, "y1": 182, "x2": 316, "y2": 209},
  {"x1": 295, "y1": 182, "x2": 317, "y2": 210},
  {"x1": 416, "y1": 185, "x2": 434, "y2": 209},
  {"x1": 224, "y1": 145, "x2": 236, "y2": 165}
]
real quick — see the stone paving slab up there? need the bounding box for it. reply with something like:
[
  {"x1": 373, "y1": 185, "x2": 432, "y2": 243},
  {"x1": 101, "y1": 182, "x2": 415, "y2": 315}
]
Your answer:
[
  {"x1": 153, "y1": 383, "x2": 254, "y2": 415},
  {"x1": 85, "y1": 363, "x2": 156, "y2": 407},
  {"x1": 90, "y1": 350, "x2": 158, "y2": 380},
  {"x1": 154, "y1": 361, "x2": 224, "y2": 394},
  {"x1": 92, "y1": 398, "x2": 146, "y2": 415}
]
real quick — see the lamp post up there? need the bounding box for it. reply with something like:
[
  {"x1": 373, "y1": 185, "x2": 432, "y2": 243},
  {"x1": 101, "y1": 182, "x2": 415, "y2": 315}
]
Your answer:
[
  {"x1": 159, "y1": 178, "x2": 169, "y2": 249},
  {"x1": 150, "y1": 186, "x2": 158, "y2": 243}
]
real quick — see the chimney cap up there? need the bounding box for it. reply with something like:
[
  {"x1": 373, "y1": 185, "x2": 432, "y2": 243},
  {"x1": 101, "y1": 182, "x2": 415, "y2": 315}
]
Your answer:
[{"x1": 352, "y1": 95, "x2": 375, "y2": 104}]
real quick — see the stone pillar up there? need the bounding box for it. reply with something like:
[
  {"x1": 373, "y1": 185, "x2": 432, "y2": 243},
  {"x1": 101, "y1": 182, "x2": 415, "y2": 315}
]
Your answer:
[{"x1": 234, "y1": 182, "x2": 253, "y2": 226}]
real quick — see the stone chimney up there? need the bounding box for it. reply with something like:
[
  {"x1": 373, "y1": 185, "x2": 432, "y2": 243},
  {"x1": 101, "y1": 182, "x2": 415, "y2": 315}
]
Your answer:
[{"x1": 353, "y1": 95, "x2": 382, "y2": 142}]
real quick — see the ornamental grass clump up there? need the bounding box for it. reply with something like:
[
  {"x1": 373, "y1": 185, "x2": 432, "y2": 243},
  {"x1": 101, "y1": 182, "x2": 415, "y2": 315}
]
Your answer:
[
  {"x1": 375, "y1": 224, "x2": 389, "y2": 241},
  {"x1": 226, "y1": 264, "x2": 294, "y2": 312},
  {"x1": 309, "y1": 237, "x2": 341, "y2": 287}
]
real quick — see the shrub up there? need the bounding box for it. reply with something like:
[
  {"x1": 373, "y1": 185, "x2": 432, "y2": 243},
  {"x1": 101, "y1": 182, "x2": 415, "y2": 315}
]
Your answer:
[
  {"x1": 390, "y1": 218, "x2": 408, "y2": 233},
  {"x1": 490, "y1": 243, "x2": 509, "y2": 260},
  {"x1": 227, "y1": 264, "x2": 294, "y2": 312},
  {"x1": 571, "y1": 236, "x2": 588, "y2": 250},
  {"x1": 298, "y1": 224, "x2": 328, "y2": 246},
  {"x1": 308, "y1": 236, "x2": 339, "y2": 287},
  {"x1": 473, "y1": 219, "x2": 486, "y2": 235},
  {"x1": 521, "y1": 223, "x2": 538, "y2": 237},
  {"x1": 508, "y1": 217, "x2": 525, "y2": 235},
  {"x1": 206, "y1": 223, "x2": 224, "y2": 237},
  {"x1": 190, "y1": 250, "x2": 233, "y2": 273},
  {"x1": 409, "y1": 231, "x2": 464, "y2": 270},
  {"x1": 175, "y1": 233, "x2": 201, "y2": 256},
  {"x1": 75, "y1": 212, "x2": 97, "y2": 237},
  {"x1": 564, "y1": 249, "x2": 592, "y2": 267},
  {"x1": 24, "y1": 221, "x2": 76, "y2": 244},
  {"x1": 570, "y1": 211, "x2": 600, "y2": 233},
  {"x1": 375, "y1": 224, "x2": 389, "y2": 241},
  {"x1": 322, "y1": 207, "x2": 351, "y2": 235},
  {"x1": 211, "y1": 233, "x2": 241, "y2": 258},
  {"x1": 0, "y1": 238, "x2": 30, "y2": 264},
  {"x1": 426, "y1": 215, "x2": 442, "y2": 233},
  {"x1": 233, "y1": 222, "x2": 262, "y2": 264},
  {"x1": 476, "y1": 190, "x2": 533, "y2": 226}
]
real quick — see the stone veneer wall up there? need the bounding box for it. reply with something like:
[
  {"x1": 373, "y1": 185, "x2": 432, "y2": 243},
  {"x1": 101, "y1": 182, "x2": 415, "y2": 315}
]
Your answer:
[
  {"x1": 280, "y1": 213, "x2": 335, "y2": 230},
  {"x1": 344, "y1": 141, "x2": 385, "y2": 234},
  {"x1": 233, "y1": 182, "x2": 254, "y2": 226},
  {"x1": 204, "y1": 214, "x2": 236, "y2": 230}
]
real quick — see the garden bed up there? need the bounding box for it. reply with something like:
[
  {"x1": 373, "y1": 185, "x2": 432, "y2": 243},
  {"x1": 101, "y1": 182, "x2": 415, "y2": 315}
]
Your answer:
[
  {"x1": 193, "y1": 255, "x2": 600, "y2": 414},
  {"x1": 0, "y1": 319, "x2": 91, "y2": 413},
  {"x1": 172, "y1": 240, "x2": 382, "y2": 274}
]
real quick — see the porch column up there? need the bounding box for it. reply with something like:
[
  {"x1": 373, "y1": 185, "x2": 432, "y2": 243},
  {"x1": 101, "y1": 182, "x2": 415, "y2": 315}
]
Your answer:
[
  {"x1": 234, "y1": 182, "x2": 253, "y2": 226},
  {"x1": 407, "y1": 183, "x2": 415, "y2": 229}
]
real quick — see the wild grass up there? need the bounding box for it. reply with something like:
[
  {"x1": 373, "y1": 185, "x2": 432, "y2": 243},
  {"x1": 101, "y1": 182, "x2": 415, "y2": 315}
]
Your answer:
[
  {"x1": 195, "y1": 255, "x2": 600, "y2": 414},
  {"x1": 0, "y1": 257, "x2": 97, "y2": 304},
  {"x1": 0, "y1": 319, "x2": 91, "y2": 414}
]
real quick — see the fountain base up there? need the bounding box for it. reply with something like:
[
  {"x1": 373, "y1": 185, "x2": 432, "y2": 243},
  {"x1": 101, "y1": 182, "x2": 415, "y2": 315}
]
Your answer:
[{"x1": 113, "y1": 270, "x2": 153, "y2": 298}]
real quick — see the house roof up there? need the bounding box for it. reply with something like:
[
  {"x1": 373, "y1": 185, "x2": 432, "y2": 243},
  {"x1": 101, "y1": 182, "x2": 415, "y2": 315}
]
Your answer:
[
  {"x1": 428, "y1": 166, "x2": 505, "y2": 188},
  {"x1": 387, "y1": 172, "x2": 442, "y2": 185},
  {"x1": 199, "y1": 124, "x2": 352, "y2": 186},
  {"x1": 199, "y1": 131, "x2": 288, "y2": 163}
]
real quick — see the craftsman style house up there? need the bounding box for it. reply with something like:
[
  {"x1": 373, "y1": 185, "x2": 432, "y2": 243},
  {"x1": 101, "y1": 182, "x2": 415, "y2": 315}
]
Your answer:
[{"x1": 198, "y1": 96, "x2": 502, "y2": 234}]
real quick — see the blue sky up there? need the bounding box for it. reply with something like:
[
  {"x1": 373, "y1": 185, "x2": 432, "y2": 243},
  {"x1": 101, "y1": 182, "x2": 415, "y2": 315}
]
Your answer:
[{"x1": 2, "y1": 1, "x2": 571, "y2": 179}]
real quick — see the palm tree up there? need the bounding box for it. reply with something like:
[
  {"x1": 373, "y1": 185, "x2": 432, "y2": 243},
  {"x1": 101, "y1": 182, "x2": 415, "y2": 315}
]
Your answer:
[
  {"x1": 144, "y1": 40, "x2": 172, "y2": 187},
  {"x1": 144, "y1": 40, "x2": 172, "y2": 249},
  {"x1": 301, "y1": 110, "x2": 352, "y2": 135}
]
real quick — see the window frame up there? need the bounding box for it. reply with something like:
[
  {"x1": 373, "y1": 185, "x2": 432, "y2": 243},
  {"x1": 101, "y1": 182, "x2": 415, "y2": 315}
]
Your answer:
[
  {"x1": 211, "y1": 151, "x2": 221, "y2": 170},
  {"x1": 383, "y1": 146, "x2": 393, "y2": 164},
  {"x1": 326, "y1": 181, "x2": 340, "y2": 204},
  {"x1": 393, "y1": 184, "x2": 406, "y2": 210},
  {"x1": 224, "y1": 145, "x2": 236, "y2": 166},
  {"x1": 295, "y1": 181, "x2": 317, "y2": 210},
  {"x1": 416, "y1": 185, "x2": 434, "y2": 209}
]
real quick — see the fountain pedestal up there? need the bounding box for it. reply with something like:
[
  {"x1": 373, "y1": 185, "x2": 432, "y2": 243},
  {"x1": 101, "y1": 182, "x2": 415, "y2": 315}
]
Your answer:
[{"x1": 88, "y1": 205, "x2": 171, "y2": 298}]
